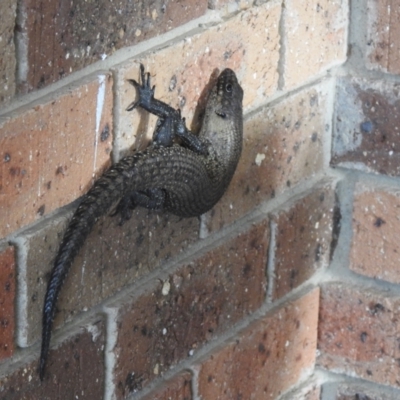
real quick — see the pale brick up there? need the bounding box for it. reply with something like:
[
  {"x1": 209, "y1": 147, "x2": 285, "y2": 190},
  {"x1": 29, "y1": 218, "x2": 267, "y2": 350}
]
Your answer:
[
  {"x1": 350, "y1": 183, "x2": 400, "y2": 284},
  {"x1": 116, "y1": 2, "x2": 281, "y2": 154},
  {"x1": 283, "y1": 0, "x2": 348, "y2": 89},
  {"x1": 197, "y1": 288, "x2": 319, "y2": 399},
  {"x1": 366, "y1": 0, "x2": 400, "y2": 74},
  {"x1": 318, "y1": 284, "x2": 400, "y2": 388},
  {"x1": 332, "y1": 77, "x2": 400, "y2": 176},
  {"x1": 0, "y1": 74, "x2": 113, "y2": 239},
  {"x1": 203, "y1": 81, "x2": 330, "y2": 232}
]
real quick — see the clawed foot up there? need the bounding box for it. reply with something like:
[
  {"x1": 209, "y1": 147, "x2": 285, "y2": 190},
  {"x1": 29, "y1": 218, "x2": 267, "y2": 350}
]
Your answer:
[
  {"x1": 126, "y1": 64, "x2": 155, "y2": 112},
  {"x1": 110, "y1": 196, "x2": 135, "y2": 226}
]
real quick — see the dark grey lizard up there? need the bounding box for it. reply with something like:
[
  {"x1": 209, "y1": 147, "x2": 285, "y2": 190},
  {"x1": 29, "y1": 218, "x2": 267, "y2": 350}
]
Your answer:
[{"x1": 39, "y1": 65, "x2": 243, "y2": 380}]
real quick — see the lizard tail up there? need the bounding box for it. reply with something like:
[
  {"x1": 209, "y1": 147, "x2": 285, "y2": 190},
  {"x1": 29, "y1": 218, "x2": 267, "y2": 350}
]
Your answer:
[{"x1": 39, "y1": 156, "x2": 138, "y2": 380}]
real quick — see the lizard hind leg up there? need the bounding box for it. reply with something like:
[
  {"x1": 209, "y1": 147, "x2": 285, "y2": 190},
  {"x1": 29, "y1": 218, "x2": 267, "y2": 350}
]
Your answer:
[{"x1": 111, "y1": 188, "x2": 166, "y2": 225}]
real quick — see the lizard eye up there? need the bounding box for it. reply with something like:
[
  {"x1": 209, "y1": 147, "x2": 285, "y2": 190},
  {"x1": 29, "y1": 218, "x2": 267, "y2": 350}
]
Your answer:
[
  {"x1": 225, "y1": 83, "x2": 233, "y2": 93},
  {"x1": 216, "y1": 110, "x2": 227, "y2": 118}
]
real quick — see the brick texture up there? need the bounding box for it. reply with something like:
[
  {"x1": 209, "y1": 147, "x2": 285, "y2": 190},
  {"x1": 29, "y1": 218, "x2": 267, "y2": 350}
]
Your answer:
[
  {"x1": 350, "y1": 183, "x2": 400, "y2": 283},
  {"x1": 141, "y1": 371, "x2": 193, "y2": 400},
  {"x1": 19, "y1": 0, "x2": 207, "y2": 93},
  {"x1": 318, "y1": 283, "x2": 400, "y2": 388},
  {"x1": 0, "y1": 319, "x2": 105, "y2": 399},
  {"x1": 113, "y1": 220, "x2": 269, "y2": 398},
  {"x1": 366, "y1": 0, "x2": 400, "y2": 74},
  {"x1": 0, "y1": 0, "x2": 17, "y2": 105},
  {"x1": 281, "y1": 383, "x2": 321, "y2": 400},
  {"x1": 335, "y1": 382, "x2": 400, "y2": 400},
  {"x1": 332, "y1": 77, "x2": 400, "y2": 176},
  {"x1": 196, "y1": 288, "x2": 319, "y2": 399},
  {"x1": 20, "y1": 206, "x2": 199, "y2": 345},
  {"x1": 0, "y1": 74, "x2": 113, "y2": 239},
  {"x1": 116, "y1": 1, "x2": 281, "y2": 154},
  {"x1": 0, "y1": 245, "x2": 15, "y2": 360},
  {"x1": 272, "y1": 182, "x2": 337, "y2": 299},
  {"x1": 283, "y1": 0, "x2": 348, "y2": 89},
  {"x1": 204, "y1": 81, "x2": 330, "y2": 232}
]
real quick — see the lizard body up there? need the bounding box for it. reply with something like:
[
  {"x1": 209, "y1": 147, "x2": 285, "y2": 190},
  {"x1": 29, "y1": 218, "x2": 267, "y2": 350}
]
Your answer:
[{"x1": 39, "y1": 65, "x2": 243, "y2": 380}]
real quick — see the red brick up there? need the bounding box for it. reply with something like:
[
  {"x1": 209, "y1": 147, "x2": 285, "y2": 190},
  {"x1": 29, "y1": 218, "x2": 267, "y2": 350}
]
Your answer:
[
  {"x1": 350, "y1": 184, "x2": 400, "y2": 283},
  {"x1": 332, "y1": 77, "x2": 400, "y2": 176},
  {"x1": 0, "y1": 318, "x2": 105, "y2": 399},
  {"x1": 141, "y1": 371, "x2": 193, "y2": 400},
  {"x1": 197, "y1": 288, "x2": 319, "y2": 399},
  {"x1": 336, "y1": 382, "x2": 400, "y2": 400},
  {"x1": 273, "y1": 182, "x2": 338, "y2": 299},
  {"x1": 318, "y1": 283, "x2": 400, "y2": 387},
  {"x1": 366, "y1": 0, "x2": 400, "y2": 74},
  {"x1": 113, "y1": 220, "x2": 269, "y2": 398},
  {"x1": 283, "y1": 0, "x2": 347, "y2": 90},
  {"x1": 21, "y1": 205, "x2": 199, "y2": 345},
  {"x1": 0, "y1": 0, "x2": 17, "y2": 105},
  {"x1": 19, "y1": 0, "x2": 207, "y2": 92},
  {"x1": 117, "y1": 2, "x2": 281, "y2": 153},
  {"x1": 204, "y1": 82, "x2": 330, "y2": 232},
  {"x1": 0, "y1": 245, "x2": 15, "y2": 360},
  {"x1": 0, "y1": 74, "x2": 113, "y2": 239}
]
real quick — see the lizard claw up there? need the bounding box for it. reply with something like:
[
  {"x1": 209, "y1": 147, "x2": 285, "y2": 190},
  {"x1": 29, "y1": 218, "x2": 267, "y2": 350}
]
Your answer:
[{"x1": 126, "y1": 64, "x2": 156, "y2": 111}]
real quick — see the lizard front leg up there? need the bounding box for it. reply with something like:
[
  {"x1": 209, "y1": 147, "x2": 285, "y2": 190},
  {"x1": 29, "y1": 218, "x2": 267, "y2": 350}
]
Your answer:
[{"x1": 127, "y1": 64, "x2": 208, "y2": 155}]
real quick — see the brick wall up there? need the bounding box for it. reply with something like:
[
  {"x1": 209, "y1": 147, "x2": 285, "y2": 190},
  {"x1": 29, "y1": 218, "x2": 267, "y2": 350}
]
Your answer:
[{"x1": 1, "y1": 0, "x2": 400, "y2": 399}]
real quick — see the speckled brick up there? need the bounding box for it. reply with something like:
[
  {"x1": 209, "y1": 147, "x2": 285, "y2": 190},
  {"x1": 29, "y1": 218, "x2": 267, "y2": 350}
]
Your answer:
[
  {"x1": 141, "y1": 371, "x2": 193, "y2": 400},
  {"x1": 281, "y1": 381, "x2": 321, "y2": 400},
  {"x1": 20, "y1": 205, "x2": 199, "y2": 346},
  {"x1": 113, "y1": 220, "x2": 269, "y2": 398},
  {"x1": 283, "y1": 0, "x2": 348, "y2": 90},
  {"x1": 116, "y1": 1, "x2": 281, "y2": 154},
  {"x1": 350, "y1": 183, "x2": 400, "y2": 284},
  {"x1": 366, "y1": 0, "x2": 400, "y2": 74},
  {"x1": 272, "y1": 182, "x2": 338, "y2": 299},
  {"x1": 0, "y1": 74, "x2": 113, "y2": 239},
  {"x1": 19, "y1": 0, "x2": 207, "y2": 92},
  {"x1": 0, "y1": 318, "x2": 105, "y2": 399},
  {"x1": 335, "y1": 382, "x2": 400, "y2": 400},
  {"x1": 0, "y1": 0, "x2": 17, "y2": 104},
  {"x1": 197, "y1": 288, "x2": 319, "y2": 399},
  {"x1": 331, "y1": 77, "x2": 400, "y2": 176},
  {"x1": 318, "y1": 283, "x2": 400, "y2": 388},
  {"x1": 203, "y1": 81, "x2": 331, "y2": 233},
  {"x1": 0, "y1": 245, "x2": 15, "y2": 360}
]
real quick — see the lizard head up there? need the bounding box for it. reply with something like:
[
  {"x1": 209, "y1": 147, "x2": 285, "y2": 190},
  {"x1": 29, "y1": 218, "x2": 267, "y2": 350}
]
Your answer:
[
  {"x1": 200, "y1": 67, "x2": 243, "y2": 147},
  {"x1": 212, "y1": 68, "x2": 243, "y2": 119},
  {"x1": 199, "y1": 68, "x2": 244, "y2": 178}
]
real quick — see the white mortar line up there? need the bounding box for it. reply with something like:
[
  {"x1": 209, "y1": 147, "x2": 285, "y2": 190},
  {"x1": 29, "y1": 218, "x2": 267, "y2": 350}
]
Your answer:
[
  {"x1": 10, "y1": 235, "x2": 29, "y2": 348},
  {"x1": 103, "y1": 306, "x2": 119, "y2": 400},
  {"x1": 94, "y1": 74, "x2": 107, "y2": 177}
]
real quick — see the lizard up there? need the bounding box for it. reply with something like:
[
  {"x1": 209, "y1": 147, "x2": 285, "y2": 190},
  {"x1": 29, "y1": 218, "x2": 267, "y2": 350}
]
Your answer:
[{"x1": 39, "y1": 64, "x2": 243, "y2": 380}]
